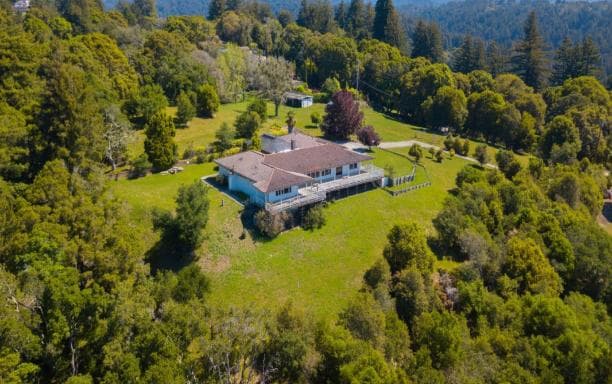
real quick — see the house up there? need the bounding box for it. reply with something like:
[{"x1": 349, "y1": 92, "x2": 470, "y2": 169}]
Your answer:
[
  {"x1": 284, "y1": 92, "x2": 313, "y2": 108},
  {"x1": 13, "y1": 0, "x2": 29, "y2": 12},
  {"x1": 215, "y1": 131, "x2": 384, "y2": 213}
]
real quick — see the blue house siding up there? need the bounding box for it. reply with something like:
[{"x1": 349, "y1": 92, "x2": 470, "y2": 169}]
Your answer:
[
  {"x1": 218, "y1": 158, "x2": 367, "y2": 209},
  {"x1": 267, "y1": 185, "x2": 299, "y2": 203},
  {"x1": 219, "y1": 166, "x2": 266, "y2": 206}
]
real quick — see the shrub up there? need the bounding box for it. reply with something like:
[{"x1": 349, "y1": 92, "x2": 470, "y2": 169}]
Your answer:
[
  {"x1": 310, "y1": 111, "x2": 322, "y2": 126},
  {"x1": 473, "y1": 144, "x2": 489, "y2": 166},
  {"x1": 182, "y1": 146, "x2": 196, "y2": 160},
  {"x1": 254, "y1": 209, "x2": 291, "y2": 238},
  {"x1": 302, "y1": 204, "x2": 326, "y2": 230},
  {"x1": 313, "y1": 92, "x2": 329, "y2": 103},
  {"x1": 235, "y1": 111, "x2": 261, "y2": 139},
  {"x1": 356, "y1": 125, "x2": 381, "y2": 149},
  {"x1": 322, "y1": 76, "x2": 341, "y2": 95},
  {"x1": 129, "y1": 153, "x2": 151, "y2": 179},
  {"x1": 215, "y1": 173, "x2": 227, "y2": 185},
  {"x1": 462, "y1": 140, "x2": 470, "y2": 156},
  {"x1": 364, "y1": 259, "x2": 390, "y2": 290},
  {"x1": 444, "y1": 134, "x2": 455, "y2": 150},
  {"x1": 247, "y1": 98, "x2": 268, "y2": 122},
  {"x1": 195, "y1": 149, "x2": 208, "y2": 163},
  {"x1": 408, "y1": 143, "x2": 423, "y2": 162}
]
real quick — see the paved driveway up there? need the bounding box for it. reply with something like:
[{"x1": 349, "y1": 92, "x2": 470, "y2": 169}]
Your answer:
[{"x1": 341, "y1": 140, "x2": 498, "y2": 169}]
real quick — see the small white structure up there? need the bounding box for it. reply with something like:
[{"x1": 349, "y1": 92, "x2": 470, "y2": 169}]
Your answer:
[
  {"x1": 284, "y1": 92, "x2": 313, "y2": 108},
  {"x1": 13, "y1": 0, "x2": 30, "y2": 13}
]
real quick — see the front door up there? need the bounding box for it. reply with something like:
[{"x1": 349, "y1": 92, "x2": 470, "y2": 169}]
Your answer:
[{"x1": 336, "y1": 166, "x2": 343, "y2": 177}]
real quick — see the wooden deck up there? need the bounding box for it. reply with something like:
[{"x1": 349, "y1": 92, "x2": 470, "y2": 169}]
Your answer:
[{"x1": 265, "y1": 165, "x2": 384, "y2": 214}]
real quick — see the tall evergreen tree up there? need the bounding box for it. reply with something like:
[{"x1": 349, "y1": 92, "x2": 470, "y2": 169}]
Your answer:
[
  {"x1": 579, "y1": 37, "x2": 601, "y2": 77},
  {"x1": 552, "y1": 37, "x2": 577, "y2": 85},
  {"x1": 512, "y1": 11, "x2": 548, "y2": 90},
  {"x1": 486, "y1": 41, "x2": 508, "y2": 77},
  {"x1": 133, "y1": 0, "x2": 157, "y2": 20},
  {"x1": 411, "y1": 20, "x2": 444, "y2": 63},
  {"x1": 208, "y1": 0, "x2": 226, "y2": 20},
  {"x1": 346, "y1": 0, "x2": 370, "y2": 39},
  {"x1": 473, "y1": 39, "x2": 486, "y2": 71},
  {"x1": 372, "y1": 0, "x2": 407, "y2": 52},
  {"x1": 175, "y1": 91, "x2": 196, "y2": 127},
  {"x1": 552, "y1": 37, "x2": 601, "y2": 85},
  {"x1": 335, "y1": 1, "x2": 348, "y2": 29},
  {"x1": 453, "y1": 35, "x2": 485, "y2": 73},
  {"x1": 144, "y1": 112, "x2": 177, "y2": 171},
  {"x1": 297, "y1": 0, "x2": 335, "y2": 33}
]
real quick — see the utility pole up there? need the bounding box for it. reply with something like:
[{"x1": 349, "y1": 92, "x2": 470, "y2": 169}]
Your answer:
[{"x1": 355, "y1": 58, "x2": 360, "y2": 91}]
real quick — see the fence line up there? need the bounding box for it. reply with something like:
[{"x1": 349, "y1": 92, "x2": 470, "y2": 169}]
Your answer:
[{"x1": 389, "y1": 181, "x2": 432, "y2": 196}]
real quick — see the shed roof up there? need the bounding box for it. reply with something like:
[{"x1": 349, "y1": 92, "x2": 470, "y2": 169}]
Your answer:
[{"x1": 284, "y1": 91, "x2": 313, "y2": 100}]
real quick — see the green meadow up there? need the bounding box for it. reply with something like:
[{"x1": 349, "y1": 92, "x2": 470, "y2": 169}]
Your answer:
[{"x1": 112, "y1": 100, "x2": 523, "y2": 318}]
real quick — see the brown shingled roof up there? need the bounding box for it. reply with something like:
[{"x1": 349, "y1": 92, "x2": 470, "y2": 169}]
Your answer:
[
  {"x1": 276, "y1": 131, "x2": 326, "y2": 150},
  {"x1": 253, "y1": 168, "x2": 312, "y2": 192},
  {"x1": 215, "y1": 151, "x2": 313, "y2": 193},
  {"x1": 262, "y1": 143, "x2": 372, "y2": 174},
  {"x1": 215, "y1": 136, "x2": 372, "y2": 193}
]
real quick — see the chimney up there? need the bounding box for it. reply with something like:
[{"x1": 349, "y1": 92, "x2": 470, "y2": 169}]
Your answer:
[{"x1": 290, "y1": 139, "x2": 296, "y2": 150}]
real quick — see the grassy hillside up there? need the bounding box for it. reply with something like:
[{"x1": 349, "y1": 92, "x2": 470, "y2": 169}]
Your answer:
[
  {"x1": 111, "y1": 145, "x2": 468, "y2": 319},
  {"x1": 112, "y1": 101, "x2": 534, "y2": 318},
  {"x1": 127, "y1": 100, "x2": 518, "y2": 166}
]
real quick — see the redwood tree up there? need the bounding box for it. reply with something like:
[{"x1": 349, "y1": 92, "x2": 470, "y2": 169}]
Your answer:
[{"x1": 321, "y1": 91, "x2": 363, "y2": 140}]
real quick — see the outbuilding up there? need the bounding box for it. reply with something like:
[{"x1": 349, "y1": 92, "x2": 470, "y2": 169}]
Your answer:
[{"x1": 284, "y1": 92, "x2": 313, "y2": 108}]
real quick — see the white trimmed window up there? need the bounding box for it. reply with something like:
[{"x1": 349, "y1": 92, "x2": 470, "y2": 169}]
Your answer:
[
  {"x1": 349, "y1": 163, "x2": 358, "y2": 170},
  {"x1": 275, "y1": 187, "x2": 291, "y2": 196}
]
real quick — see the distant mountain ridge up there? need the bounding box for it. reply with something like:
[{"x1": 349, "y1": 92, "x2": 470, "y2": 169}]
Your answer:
[{"x1": 102, "y1": 0, "x2": 452, "y2": 16}]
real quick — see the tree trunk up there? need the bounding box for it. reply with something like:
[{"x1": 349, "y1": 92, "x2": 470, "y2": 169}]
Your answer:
[{"x1": 274, "y1": 101, "x2": 280, "y2": 117}]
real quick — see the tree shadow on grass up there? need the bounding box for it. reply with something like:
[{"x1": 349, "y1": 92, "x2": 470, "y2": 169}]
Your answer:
[
  {"x1": 147, "y1": 236, "x2": 193, "y2": 274},
  {"x1": 146, "y1": 213, "x2": 196, "y2": 273}
]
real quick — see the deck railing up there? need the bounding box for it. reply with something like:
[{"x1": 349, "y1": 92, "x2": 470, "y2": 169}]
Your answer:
[
  {"x1": 265, "y1": 190, "x2": 326, "y2": 214},
  {"x1": 265, "y1": 164, "x2": 384, "y2": 213}
]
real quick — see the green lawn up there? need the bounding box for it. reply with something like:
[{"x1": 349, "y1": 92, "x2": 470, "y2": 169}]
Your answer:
[
  {"x1": 127, "y1": 101, "x2": 327, "y2": 159},
  {"x1": 126, "y1": 100, "x2": 529, "y2": 167},
  {"x1": 113, "y1": 99, "x2": 518, "y2": 319},
  {"x1": 369, "y1": 148, "x2": 415, "y2": 176},
  {"x1": 110, "y1": 154, "x2": 468, "y2": 319}
]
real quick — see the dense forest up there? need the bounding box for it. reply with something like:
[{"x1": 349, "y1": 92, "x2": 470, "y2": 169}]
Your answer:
[
  {"x1": 102, "y1": 0, "x2": 611, "y2": 76},
  {"x1": 0, "y1": 0, "x2": 611, "y2": 381},
  {"x1": 407, "y1": 0, "x2": 612, "y2": 77}
]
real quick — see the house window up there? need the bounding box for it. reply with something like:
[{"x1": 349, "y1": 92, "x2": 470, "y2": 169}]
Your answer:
[
  {"x1": 349, "y1": 163, "x2": 358, "y2": 170},
  {"x1": 336, "y1": 166, "x2": 343, "y2": 176},
  {"x1": 275, "y1": 187, "x2": 291, "y2": 196},
  {"x1": 321, "y1": 169, "x2": 331, "y2": 177}
]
